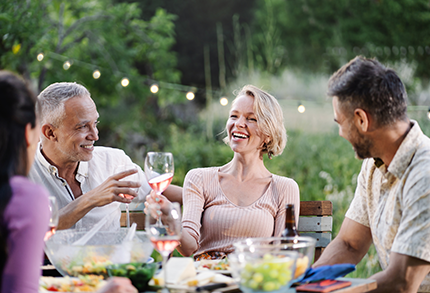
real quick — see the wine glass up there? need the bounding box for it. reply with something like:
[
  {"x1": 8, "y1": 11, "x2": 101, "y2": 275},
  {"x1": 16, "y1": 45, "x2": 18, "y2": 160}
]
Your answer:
[
  {"x1": 44, "y1": 196, "x2": 59, "y2": 241},
  {"x1": 114, "y1": 163, "x2": 141, "y2": 228},
  {"x1": 144, "y1": 152, "x2": 174, "y2": 201},
  {"x1": 146, "y1": 202, "x2": 182, "y2": 291}
]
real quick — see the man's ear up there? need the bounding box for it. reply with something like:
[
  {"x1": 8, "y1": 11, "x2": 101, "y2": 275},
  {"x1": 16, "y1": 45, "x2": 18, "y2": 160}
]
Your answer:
[
  {"x1": 353, "y1": 109, "x2": 370, "y2": 133},
  {"x1": 41, "y1": 124, "x2": 58, "y2": 141},
  {"x1": 24, "y1": 123, "x2": 33, "y2": 147}
]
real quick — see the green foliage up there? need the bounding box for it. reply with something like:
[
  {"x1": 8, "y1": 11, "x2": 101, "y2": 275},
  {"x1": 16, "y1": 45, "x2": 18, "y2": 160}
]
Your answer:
[
  {"x1": 250, "y1": 0, "x2": 430, "y2": 82},
  {"x1": 1, "y1": 0, "x2": 182, "y2": 146}
]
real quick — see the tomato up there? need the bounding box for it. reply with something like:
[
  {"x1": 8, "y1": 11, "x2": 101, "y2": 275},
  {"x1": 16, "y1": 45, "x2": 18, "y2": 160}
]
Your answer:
[{"x1": 46, "y1": 285, "x2": 59, "y2": 291}]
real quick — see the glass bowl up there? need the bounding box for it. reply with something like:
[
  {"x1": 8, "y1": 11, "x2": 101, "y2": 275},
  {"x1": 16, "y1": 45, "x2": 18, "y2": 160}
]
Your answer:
[
  {"x1": 229, "y1": 247, "x2": 298, "y2": 293},
  {"x1": 44, "y1": 229, "x2": 154, "y2": 278},
  {"x1": 106, "y1": 262, "x2": 159, "y2": 291},
  {"x1": 233, "y1": 236, "x2": 316, "y2": 283}
]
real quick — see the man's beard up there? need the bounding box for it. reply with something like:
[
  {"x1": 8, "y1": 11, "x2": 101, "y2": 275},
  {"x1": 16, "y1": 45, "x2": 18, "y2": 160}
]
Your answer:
[{"x1": 352, "y1": 133, "x2": 373, "y2": 160}]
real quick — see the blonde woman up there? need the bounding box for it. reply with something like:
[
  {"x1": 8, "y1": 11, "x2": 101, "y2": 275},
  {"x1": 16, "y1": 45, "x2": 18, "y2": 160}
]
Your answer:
[{"x1": 146, "y1": 85, "x2": 299, "y2": 260}]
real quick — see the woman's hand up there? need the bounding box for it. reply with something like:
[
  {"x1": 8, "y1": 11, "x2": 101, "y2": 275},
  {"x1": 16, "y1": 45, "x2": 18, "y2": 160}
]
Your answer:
[{"x1": 144, "y1": 190, "x2": 172, "y2": 215}]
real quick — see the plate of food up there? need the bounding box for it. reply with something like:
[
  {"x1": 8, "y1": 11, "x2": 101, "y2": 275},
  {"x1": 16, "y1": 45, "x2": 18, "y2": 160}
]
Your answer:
[
  {"x1": 39, "y1": 275, "x2": 106, "y2": 292},
  {"x1": 194, "y1": 258, "x2": 232, "y2": 275}
]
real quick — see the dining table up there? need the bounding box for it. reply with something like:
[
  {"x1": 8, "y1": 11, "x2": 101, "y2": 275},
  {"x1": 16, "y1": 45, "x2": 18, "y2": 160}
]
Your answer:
[
  {"x1": 42, "y1": 263, "x2": 377, "y2": 293},
  {"x1": 197, "y1": 278, "x2": 377, "y2": 293}
]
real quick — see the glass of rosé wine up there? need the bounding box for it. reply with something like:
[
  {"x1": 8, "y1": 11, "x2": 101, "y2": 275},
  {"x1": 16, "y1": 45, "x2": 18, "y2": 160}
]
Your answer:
[
  {"x1": 114, "y1": 163, "x2": 141, "y2": 228},
  {"x1": 144, "y1": 152, "x2": 174, "y2": 200},
  {"x1": 145, "y1": 202, "x2": 181, "y2": 292},
  {"x1": 44, "y1": 196, "x2": 59, "y2": 241}
]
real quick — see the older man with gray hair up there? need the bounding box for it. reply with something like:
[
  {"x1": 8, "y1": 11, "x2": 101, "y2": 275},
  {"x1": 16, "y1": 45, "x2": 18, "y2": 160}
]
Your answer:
[{"x1": 29, "y1": 82, "x2": 182, "y2": 231}]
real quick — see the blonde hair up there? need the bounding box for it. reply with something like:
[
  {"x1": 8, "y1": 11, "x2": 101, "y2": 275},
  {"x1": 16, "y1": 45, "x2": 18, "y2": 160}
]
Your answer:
[{"x1": 224, "y1": 85, "x2": 287, "y2": 158}]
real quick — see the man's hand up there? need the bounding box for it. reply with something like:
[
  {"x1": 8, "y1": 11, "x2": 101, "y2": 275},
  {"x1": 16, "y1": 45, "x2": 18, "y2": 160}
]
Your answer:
[
  {"x1": 369, "y1": 252, "x2": 430, "y2": 292},
  {"x1": 98, "y1": 277, "x2": 138, "y2": 293},
  {"x1": 57, "y1": 169, "x2": 141, "y2": 230},
  {"x1": 89, "y1": 168, "x2": 142, "y2": 207}
]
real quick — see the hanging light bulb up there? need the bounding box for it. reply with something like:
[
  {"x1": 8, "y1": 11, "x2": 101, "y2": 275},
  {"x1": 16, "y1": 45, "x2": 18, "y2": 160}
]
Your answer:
[
  {"x1": 220, "y1": 97, "x2": 228, "y2": 106},
  {"x1": 92, "y1": 70, "x2": 101, "y2": 79},
  {"x1": 298, "y1": 103, "x2": 305, "y2": 113},
  {"x1": 37, "y1": 53, "x2": 44, "y2": 61},
  {"x1": 186, "y1": 91, "x2": 195, "y2": 100},
  {"x1": 121, "y1": 78, "x2": 129, "y2": 87},
  {"x1": 63, "y1": 61, "x2": 71, "y2": 70},
  {"x1": 150, "y1": 84, "x2": 159, "y2": 93}
]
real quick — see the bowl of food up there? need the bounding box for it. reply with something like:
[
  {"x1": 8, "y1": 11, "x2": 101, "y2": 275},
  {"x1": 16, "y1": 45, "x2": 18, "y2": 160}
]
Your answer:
[
  {"x1": 106, "y1": 262, "x2": 159, "y2": 291},
  {"x1": 229, "y1": 247, "x2": 298, "y2": 293},
  {"x1": 233, "y1": 236, "x2": 316, "y2": 287},
  {"x1": 44, "y1": 229, "x2": 154, "y2": 278}
]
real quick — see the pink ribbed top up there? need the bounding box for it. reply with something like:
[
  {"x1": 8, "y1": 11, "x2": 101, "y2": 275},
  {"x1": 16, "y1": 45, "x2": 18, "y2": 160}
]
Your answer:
[{"x1": 182, "y1": 167, "x2": 300, "y2": 256}]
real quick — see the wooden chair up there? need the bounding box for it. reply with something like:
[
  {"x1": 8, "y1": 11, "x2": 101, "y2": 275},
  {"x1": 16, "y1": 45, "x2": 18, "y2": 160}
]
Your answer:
[
  {"x1": 121, "y1": 200, "x2": 334, "y2": 262},
  {"x1": 121, "y1": 211, "x2": 146, "y2": 230},
  {"x1": 297, "y1": 200, "x2": 333, "y2": 262}
]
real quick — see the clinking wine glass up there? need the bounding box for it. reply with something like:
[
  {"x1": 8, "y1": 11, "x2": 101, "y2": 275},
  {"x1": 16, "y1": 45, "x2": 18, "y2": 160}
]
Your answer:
[
  {"x1": 44, "y1": 196, "x2": 59, "y2": 241},
  {"x1": 114, "y1": 163, "x2": 141, "y2": 228},
  {"x1": 146, "y1": 202, "x2": 182, "y2": 292},
  {"x1": 144, "y1": 152, "x2": 174, "y2": 202}
]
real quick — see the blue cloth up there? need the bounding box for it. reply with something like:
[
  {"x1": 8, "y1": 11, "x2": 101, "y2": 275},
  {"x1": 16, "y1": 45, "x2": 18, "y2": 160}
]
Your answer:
[{"x1": 296, "y1": 263, "x2": 356, "y2": 284}]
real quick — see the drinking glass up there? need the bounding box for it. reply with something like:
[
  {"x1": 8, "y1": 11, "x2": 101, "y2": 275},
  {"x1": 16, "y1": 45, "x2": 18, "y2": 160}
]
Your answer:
[
  {"x1": 114, "y1": 163, "x2": 141, "y2": 228},
  {"x1": 44, "y1": 196, "x2": 59, "y2": 241},
  {"x1": 144, "y1": 152, "x2": 174, "y2": 199},
  {"x1": 146, "y1": 202, "x2": 182, "y2": 292}
]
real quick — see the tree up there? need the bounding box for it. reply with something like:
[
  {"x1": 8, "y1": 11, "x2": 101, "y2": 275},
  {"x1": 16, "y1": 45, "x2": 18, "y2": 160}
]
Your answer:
[
  {"x1": 1, "y1": 0, "x2": 182, "y2": 153},
  {"x1": 250, "y1": 0, "x2": 430, "y2": 83},
  {"x1": 115, "y1": 0, "x2": 257, "y2": 106}
]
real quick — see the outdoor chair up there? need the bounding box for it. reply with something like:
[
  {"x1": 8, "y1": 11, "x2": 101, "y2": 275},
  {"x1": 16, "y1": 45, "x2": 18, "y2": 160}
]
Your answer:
[{"x1": 297, "y1": 200, "x2": 333, "y2": 262}]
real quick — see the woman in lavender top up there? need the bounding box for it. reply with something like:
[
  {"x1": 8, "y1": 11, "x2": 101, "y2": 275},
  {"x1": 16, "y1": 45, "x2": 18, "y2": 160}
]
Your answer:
[{"x1": 0, "y1": 71, "x2": 137, "y2": 293}]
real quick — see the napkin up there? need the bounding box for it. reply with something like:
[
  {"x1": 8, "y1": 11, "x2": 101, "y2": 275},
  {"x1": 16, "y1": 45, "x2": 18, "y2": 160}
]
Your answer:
[{"x1": 296, "y1": 263, "x2": 356, "y2": 284}]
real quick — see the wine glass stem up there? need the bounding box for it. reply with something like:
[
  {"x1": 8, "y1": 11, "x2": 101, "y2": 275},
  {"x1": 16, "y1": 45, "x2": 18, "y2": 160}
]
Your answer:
[
  {"x1": 162, "y1": 254, "x2": 169, "y2": 291},
  {"x1": 156, "y1": 192, "x2": 163, "y2": 226},
  {"x1": 126, "y1": 203, "x2": 130, "y2": 228}
]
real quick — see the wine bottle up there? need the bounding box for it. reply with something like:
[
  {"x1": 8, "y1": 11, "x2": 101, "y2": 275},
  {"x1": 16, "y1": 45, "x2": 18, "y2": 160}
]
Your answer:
[{"x1": 282, "y1": 203, "x2": 299, "y2": 237}]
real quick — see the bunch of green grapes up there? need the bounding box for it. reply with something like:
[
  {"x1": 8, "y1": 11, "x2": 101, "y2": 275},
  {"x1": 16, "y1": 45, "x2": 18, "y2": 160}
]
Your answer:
[{"x1": 240, "y1": 253, "x2": 294, "y2": 292}]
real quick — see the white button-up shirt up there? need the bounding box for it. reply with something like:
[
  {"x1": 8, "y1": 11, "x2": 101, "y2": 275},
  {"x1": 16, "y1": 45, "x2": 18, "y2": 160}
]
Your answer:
[
  {"x1": 29, "y1": 143, "x2": 151, "y2": 231},
  {"x1": 346, "y1": 120, "x2": 430, "y2": 292}
]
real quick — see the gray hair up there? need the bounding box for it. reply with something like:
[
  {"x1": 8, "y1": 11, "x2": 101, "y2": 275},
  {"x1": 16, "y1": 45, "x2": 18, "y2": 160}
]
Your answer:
[{"x1": 37, "y1": 82, "x2": 90, "y2": 127}]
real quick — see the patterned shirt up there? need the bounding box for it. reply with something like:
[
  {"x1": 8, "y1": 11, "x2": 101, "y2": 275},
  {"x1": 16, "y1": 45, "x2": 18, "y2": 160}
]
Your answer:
[
  {"x1": 346, "y1": 120, "x2": 430, "y2": 292},
  {"x1": 29, "y1": 143, "x2": 151, "y2": 231}
]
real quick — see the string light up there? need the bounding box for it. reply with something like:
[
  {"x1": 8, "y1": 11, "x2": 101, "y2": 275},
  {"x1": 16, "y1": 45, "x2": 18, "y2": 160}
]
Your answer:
[
  {"x1": 121, "y1": 78, "x2": 129, "y2": 87},
  {"x1": 37, "y1": 53, "x2": 44, "y2": 61},
  {"x1": 150, "y1": 84, "x2": 159, "y2": 93},
  {"x1": 427, "y1": 107, "x2": 430, "y2": 120},
  {"x1": 220, "y1": 97, "x2": 228, "y2": 106},
  {"x1": 298, "y1": 103, "x2": 305, "y2": 113},
  {"x1": 92, "y1": 70, "x2": 101, "y2": 79},
  {"x1": 63, "y1": 61, "x2": 71, "y2": 70},
  {"x1": 186, "y1": 91, "x2": 195, "y2": 100}
]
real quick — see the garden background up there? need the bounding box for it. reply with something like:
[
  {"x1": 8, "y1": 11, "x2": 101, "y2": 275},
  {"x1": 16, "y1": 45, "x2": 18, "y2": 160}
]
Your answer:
[{"x1": 3, "y1": 0, "x2": 430, "y2": 278}]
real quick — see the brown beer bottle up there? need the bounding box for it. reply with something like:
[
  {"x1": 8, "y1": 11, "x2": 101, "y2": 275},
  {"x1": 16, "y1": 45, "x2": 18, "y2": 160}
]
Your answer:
[{"x1": 282, "y1": 204, "x2": 299, "y2": 237}]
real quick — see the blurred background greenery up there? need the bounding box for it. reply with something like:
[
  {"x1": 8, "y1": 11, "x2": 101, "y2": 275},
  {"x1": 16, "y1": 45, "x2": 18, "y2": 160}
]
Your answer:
[{"x1": 2, "y1": 0, "x2": 430, "y2": 278}]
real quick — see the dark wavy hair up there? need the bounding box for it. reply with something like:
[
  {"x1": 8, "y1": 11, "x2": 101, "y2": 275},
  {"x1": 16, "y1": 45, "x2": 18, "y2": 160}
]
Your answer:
[
  {"x1": 327, "y1": 56, "x2": 408, "y2": 126},
  {"x1": 0, "y1": 71, "x2": 37, "y2": 282}
]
